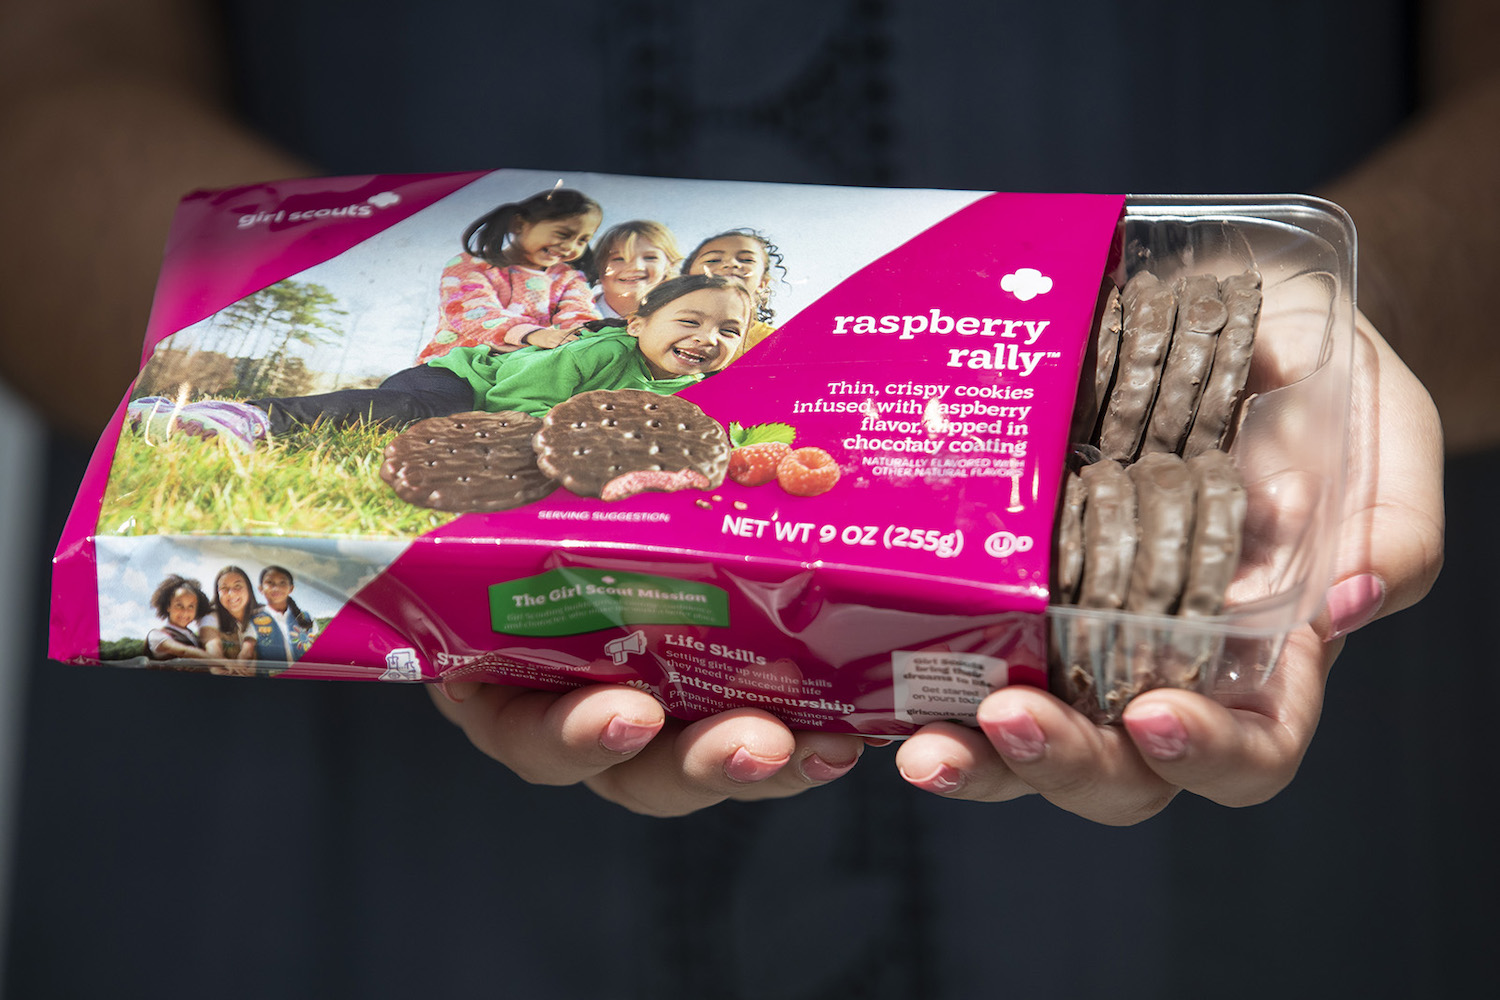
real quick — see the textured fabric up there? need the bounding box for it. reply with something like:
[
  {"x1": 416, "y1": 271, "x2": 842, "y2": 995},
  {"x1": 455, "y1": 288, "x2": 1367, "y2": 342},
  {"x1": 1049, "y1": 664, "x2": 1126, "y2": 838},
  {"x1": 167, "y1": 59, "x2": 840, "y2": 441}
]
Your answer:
[
  {"x1": 428, "y1": 326, "x2": 701, "y2": 417},
  {"x1": 735, "y1": 320, "x2": 778, "y2": 361},
  {"x1": 219, "y1": 0, "x2": 1412, "y2": 192},
  {"x1": 145, "y1": 623, "x2": 204, "y2": 660},
  {"x1": 203, "y1": 615, "x2": 254, "y2": 659},
  {"x1": 416, "y1": 254, "x2": 600, "y2": 361},
  {"x1": 249, "y1": 606, "x2": 314, "y2": 664},
  {"x1": 127, "y1": 396, "x2": 271, "y2": 451},
  {"x1": 252, "y1": 362, "x2": 475, "y2": 434}
]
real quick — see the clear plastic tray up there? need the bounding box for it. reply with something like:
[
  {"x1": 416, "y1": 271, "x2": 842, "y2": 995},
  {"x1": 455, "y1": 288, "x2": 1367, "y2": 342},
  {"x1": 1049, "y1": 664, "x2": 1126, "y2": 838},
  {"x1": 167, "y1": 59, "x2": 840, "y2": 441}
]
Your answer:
[{"x1": 1048, "y1": 194, "x2": 1355, "y2": 720}]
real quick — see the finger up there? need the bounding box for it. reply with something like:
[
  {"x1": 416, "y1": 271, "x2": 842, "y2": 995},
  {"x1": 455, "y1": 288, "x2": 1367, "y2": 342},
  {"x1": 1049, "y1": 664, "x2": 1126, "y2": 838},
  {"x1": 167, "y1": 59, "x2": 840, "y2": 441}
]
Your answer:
[
  {"x1": 1120, "y1": 627, "x2": 1335, "y2": 808},
  {"x1": 726, "y1": 730, "x2": 866, "y2": 802},
  {"x1": 971, "y1": 685, "x2": 1181, "y2": 825},
  {"x1": 895, "y1": 720, "x2": 1030, "y2": 802},
  {"x1": 897, "y1": 688, "x2": 1181, "y2": 825},
  {"x1": 584, "y1": 707, "x2": 797, "y2": 817},
  {"x1": 428, "y1": 681, "x2": 666, "y2": 786},
  {"x1": 1320, "y1": 315, "x2": 1444, "y2": 638}
]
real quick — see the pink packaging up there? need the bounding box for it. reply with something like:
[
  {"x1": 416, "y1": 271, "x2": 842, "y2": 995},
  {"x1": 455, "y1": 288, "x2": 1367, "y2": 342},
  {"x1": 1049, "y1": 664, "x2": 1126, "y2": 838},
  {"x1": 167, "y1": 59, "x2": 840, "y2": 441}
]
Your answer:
[{"x1": 49, "y1": 170, "x2": 1353, "y2": 735}]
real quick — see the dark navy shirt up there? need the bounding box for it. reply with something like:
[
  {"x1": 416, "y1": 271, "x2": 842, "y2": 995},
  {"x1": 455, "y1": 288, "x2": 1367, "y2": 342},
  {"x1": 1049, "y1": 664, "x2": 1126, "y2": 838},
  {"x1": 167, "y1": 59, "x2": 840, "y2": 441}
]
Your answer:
[{"x1": 219, "y1": 0, "x2": 1412, "y2": 192}]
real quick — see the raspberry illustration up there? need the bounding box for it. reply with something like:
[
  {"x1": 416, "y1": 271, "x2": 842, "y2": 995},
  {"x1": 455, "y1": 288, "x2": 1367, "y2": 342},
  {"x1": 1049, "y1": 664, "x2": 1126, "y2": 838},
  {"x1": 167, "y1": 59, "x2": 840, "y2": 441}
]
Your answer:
[
  {"x1": 777, "y1": 447, "x2": 840, "y2": 497},
  {"x1": 727, "y1": 441, "x2": 791, "y2": 487}
]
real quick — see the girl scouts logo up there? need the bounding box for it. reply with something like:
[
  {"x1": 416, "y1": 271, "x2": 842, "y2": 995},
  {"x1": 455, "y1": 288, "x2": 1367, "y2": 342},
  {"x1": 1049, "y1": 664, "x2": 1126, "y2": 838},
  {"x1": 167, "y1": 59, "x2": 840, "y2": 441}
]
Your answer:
[{"x1": 237, "y1": 192, "x2": 403, "y2": 230}]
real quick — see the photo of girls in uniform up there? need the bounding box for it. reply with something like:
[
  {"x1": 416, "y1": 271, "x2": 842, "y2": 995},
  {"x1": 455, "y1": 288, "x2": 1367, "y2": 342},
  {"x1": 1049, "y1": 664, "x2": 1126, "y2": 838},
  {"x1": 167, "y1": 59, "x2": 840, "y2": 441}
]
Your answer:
[{"x1": 95, "y1": 540, "x2": 350, "y2": 671}]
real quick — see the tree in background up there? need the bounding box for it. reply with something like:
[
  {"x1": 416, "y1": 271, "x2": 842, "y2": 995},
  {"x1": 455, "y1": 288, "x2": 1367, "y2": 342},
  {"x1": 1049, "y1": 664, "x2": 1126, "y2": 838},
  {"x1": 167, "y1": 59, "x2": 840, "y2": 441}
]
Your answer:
[{"x1": 138, "y1": 280, "x2": 347, "y2": 399}]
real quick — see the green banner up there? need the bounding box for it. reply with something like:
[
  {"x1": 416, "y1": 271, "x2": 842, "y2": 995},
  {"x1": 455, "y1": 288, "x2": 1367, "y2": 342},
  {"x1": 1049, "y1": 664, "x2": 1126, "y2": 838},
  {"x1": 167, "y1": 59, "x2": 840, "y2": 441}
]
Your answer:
[{"x1": 490, "y1": 568, "x2": 729, "y2": 637}]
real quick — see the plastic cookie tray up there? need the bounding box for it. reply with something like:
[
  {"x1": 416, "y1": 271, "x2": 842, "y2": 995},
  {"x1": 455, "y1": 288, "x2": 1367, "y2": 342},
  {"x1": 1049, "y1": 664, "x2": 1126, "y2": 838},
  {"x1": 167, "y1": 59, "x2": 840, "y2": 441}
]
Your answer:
[{"x1": 1052, "y1": 195, "x2": 1353, "y2": 720}]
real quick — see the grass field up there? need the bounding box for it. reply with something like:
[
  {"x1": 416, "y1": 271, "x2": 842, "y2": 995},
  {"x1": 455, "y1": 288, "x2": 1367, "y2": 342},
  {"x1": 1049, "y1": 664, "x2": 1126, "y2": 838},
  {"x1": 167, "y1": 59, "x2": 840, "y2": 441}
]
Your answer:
[{"x1": 98, "y1": 417, "x2": 459, "y2": 539}]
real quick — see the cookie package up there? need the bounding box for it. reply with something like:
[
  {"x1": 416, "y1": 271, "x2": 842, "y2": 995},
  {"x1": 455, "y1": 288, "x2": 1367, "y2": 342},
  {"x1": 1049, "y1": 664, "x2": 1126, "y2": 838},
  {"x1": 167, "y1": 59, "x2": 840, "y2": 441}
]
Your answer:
[{"x1": 49, "y1": 171, "x2": 1355, "y2": 733}]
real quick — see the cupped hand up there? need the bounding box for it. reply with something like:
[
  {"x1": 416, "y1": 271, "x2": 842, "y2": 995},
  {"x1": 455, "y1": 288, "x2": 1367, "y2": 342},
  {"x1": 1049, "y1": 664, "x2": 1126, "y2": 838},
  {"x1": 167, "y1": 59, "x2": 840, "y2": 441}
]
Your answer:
[
  {"x1": 429, "y1": 681, "x2": 865, "y2": 817},
  {"x1": 896, "y1": 312, "x2": 1444, "y2": 824}
]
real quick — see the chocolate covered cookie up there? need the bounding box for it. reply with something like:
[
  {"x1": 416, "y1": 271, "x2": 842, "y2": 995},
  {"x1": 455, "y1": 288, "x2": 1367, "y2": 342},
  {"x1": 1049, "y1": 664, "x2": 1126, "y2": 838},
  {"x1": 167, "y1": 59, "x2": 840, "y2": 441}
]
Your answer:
[
  {"x1": 1077, "y1": 458, "x2": 1138, "y2": 610},
  {"x1": 1125, "y1": 452, "x2": 1195, "y2": 614},
  {"x1": 1183, "y1": 270, "x2": 1261, "y2": 457},
  {"x1": 1098, "y1": 272, "x2": 1178, "y2": 461},
  {"x1": 1068, "y1": 283, "x2": 1122, "y2": 445},
  {"x1": 1052, "y1": 465, "x2": 1086, "y2": 605},
  {"x1": 1142, "y1": 274, "x2": 1227, "y2": 456},
  {"x1": 1181, "y1": 448, "x2": 1247, "y2": 616},
  {"x1": 1094, "y1": 284, "x2": 1123, "y2": 415},
  {"x1": 534, "y1": 389, "x2": 730, "y2": 500},
  {"x1": 380, "y1": 410, "x2": 557, "y2": 512}
]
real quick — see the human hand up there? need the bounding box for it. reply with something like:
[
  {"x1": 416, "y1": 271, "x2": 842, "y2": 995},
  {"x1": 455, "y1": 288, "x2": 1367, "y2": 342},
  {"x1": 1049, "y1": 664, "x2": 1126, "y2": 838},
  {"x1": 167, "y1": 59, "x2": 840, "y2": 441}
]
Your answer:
[
  {"x1": 429, "y1": 681, "x2": 866, "y2": 817},
  {"x1": 894, "y1": 312, "x2": 1444, "y2": 824},
  {"x1": 522, "y1": 326, "x2": 578, "y2": 349}
]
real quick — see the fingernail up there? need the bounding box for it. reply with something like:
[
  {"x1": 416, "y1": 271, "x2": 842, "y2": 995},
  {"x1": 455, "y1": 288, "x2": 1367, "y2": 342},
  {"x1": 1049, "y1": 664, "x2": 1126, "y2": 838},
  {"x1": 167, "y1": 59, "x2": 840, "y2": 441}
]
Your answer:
[
  {"x1": 438, "y1": 680, "x2": 480, "y2": 705},
  {"x1": 982, "y1": 711, "x2": 1047, "y2": 762},
  {"x1": 724, "y1": 747, "x2": 789, "y2": 784},
  {"x1": 1126, "y1": 709, "x2": 1189, "y2": 761},
  {"x1": 863, "y1": 737, "x2": 895, "y2": 748},
  {"x1": 600, "y1": 716, "x2": 660, "y2": 754},
  {"x1": 1327, "y1": 573, "x2": 1386, "y2": 639},
  {"x1": 799, "y1": 752, "x2": 857, "y2": 782},
  {"x1": 898, "y1": 762, "x2": 964, "y2": 794}
]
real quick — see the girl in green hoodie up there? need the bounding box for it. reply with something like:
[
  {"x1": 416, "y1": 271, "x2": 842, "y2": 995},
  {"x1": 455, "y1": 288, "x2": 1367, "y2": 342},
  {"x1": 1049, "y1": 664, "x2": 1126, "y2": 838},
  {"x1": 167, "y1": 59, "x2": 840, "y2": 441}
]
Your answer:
[{"x1": 127, "y1": 275, "x2": 753, "y2": 447}]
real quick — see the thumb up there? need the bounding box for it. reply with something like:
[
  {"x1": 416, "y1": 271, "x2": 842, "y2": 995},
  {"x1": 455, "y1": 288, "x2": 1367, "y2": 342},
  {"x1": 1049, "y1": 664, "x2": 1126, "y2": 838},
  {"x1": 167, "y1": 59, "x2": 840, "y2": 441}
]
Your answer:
[{"x1": 1318, "y1": 312, "x2": 1445, "y2": 639}]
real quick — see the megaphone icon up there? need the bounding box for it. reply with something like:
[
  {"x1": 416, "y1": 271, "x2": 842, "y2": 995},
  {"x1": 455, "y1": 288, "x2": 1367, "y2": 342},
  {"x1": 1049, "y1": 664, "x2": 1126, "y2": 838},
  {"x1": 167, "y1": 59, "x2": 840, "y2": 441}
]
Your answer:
[{"x1": 604, "y1": 630, "x2": 649, "y2": 665}]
